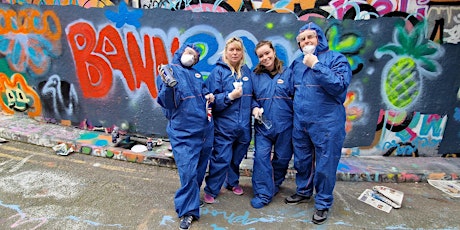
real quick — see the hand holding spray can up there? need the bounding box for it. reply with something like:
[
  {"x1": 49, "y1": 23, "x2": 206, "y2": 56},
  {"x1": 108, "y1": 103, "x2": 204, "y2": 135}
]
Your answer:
[
  {"x1": 256, "y1": 108, "x2": 272, "y2": 130},
  {"x1": 158, "y1": 64, "x2": 177, "y2": 87}
]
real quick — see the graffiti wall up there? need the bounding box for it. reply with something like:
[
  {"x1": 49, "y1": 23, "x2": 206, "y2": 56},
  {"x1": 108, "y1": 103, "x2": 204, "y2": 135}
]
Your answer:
[{"x1": 0, "y1": 0, "x2": 459, "y2": 156}]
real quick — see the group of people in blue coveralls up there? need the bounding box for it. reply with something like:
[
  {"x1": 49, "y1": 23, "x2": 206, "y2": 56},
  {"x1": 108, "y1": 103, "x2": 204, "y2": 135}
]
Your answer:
[{"x1": 156, "y1": 22, "x2": 352, "y2": 230}]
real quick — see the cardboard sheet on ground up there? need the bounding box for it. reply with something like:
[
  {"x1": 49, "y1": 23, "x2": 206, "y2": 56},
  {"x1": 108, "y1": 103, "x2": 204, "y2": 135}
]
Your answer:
[
  {"x1": 358, "y1": 186, "x2": 404, "y2": 213},
  {"x1": 428, "y1": 180, "x2": 460, "y2": 197}
]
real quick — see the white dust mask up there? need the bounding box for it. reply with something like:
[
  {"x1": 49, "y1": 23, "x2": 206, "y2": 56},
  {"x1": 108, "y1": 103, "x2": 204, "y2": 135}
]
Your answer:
[
  {"x1": 180, "y1": 54, "x2": 195, "y2": 67},
  {"x1": 302, "y1": 45, "x2": 316, "y2": 55}
]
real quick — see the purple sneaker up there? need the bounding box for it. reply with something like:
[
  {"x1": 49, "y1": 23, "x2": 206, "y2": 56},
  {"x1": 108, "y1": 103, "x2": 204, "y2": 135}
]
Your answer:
[
  {"x1": 204, "y1": 193, "x2": 215, "y2": 204},
  {"x1": 227, "y1": 185, "x2": 244, "y2": 195}
]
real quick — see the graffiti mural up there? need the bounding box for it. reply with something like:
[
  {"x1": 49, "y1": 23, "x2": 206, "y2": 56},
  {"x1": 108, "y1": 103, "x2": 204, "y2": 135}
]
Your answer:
[
  {"x1": 0, "y1": 1, "x2": 459, "y2": 156},
  {"x1": 0, "y1": 73, "x2": 42, "y2": 117}
]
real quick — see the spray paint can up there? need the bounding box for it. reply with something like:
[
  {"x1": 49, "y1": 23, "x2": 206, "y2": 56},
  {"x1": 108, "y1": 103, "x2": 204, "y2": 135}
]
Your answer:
[
  {"x1": 158, "y1": 64, "x2": 177, "y2": 87},
  {"x1": 111, "y1": 127, "x2": 119, "y2": 143},
  {"x1": 206, "y1": 101, "x2": 212, "y2": 122},
  {"x1": 146, "y1": 138, "x2": 153, "y2": 151}
]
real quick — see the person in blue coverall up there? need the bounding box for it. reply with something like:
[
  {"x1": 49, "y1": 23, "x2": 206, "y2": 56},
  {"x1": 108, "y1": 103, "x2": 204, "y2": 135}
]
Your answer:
[
  {"x1": 250, "y1": 40, "x2": 294, "y2": 209},
  {"x1": 285, "y1": 22, "x2": 352, "y2": 225},
  {"x1": 203, "y1": 37, "x2": 258, "y2": 204},
  {"x1": 156, "y1": 43, "x2": 214, "y2": 230}
]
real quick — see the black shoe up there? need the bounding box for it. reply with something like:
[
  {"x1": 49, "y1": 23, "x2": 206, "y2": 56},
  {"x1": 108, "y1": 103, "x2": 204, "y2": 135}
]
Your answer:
[
  {"x1": 284, "y1": 193, "x2": 311, "y2": 205},
  {"x1": 200, "y1": 200, "x2": 205, "y2": 207},
  {"x1": 179, "y1": 215, "x2": 193, "y2": 230},
  {"x1": 312, "y1": 209, "x2": 328, "y2": 225}
]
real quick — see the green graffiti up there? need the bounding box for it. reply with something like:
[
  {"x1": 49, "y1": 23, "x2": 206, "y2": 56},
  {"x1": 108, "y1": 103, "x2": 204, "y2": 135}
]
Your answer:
[
  {"x1": 265, "y1": 22, "x2": 274, "y2": 30},
  {"x1": 385, "y1": 57, "x2": 418, "y2": 109},
  {"x1": 284, "y1": 32, "x2": 294, "y2": 40},
  {"x1": 106, "y1": 150, "x2": 114, "y2": 158},
  {"x1": 80, "y1": 146, "x2": 92, "y2": 155},
  {"x1": 376, "y1": 20, "x2": 444, "y2": 110},
  {"x1": 326, "y1": 23, "x2": 364, "y2": 72}
]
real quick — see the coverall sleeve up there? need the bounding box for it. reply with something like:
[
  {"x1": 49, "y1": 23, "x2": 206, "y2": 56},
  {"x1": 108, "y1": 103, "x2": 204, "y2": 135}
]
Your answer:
[
  {"x1": 312, "y1": 53, "x2": 352, "y2": 97},
  {"x1": 206, "y1": 68, "x2": 233, "y2": 112},
  {"x1": 249, "y1": 71, "x2": 260, "y2": 110},
  {"x1": 284, "y1": 67, "x2": 295, "y2": 98},
  {"x1": 201, "y1": 79, "x2": 210, "y2": 96},
  {"x1": 156, "y1": 75, "x2": 181, "y2": 109}
]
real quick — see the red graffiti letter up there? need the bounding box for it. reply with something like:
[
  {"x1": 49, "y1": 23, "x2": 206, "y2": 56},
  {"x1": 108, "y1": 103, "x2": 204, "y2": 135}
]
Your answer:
[
  {"x1": 95, "y1": 25, "x2": 135, "y2": 91},
  {"x1": 66, "y1": 22, "x2": 113, "y2": 98}
]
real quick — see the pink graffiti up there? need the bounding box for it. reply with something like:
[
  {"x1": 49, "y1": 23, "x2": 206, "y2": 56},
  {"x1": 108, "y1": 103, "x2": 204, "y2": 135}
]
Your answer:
[
  {"x1": 0, "y1": 210, "x2": 47, "y2": 230},
  {"x1": 427, "y1": 114, "x2": 441, "y2": 123},
  {"x1": 404, "y1": 127, "x2": 417, "y2": 141},
  {"x1": 399, "y1": 172, "x2": 421, "y2": 182},
  {"x1": 183, "y1": 3, "x2": 228, "y2": 12},
  {"x1": 330, "y1": 0, "x2": 427, "y2": 19}
]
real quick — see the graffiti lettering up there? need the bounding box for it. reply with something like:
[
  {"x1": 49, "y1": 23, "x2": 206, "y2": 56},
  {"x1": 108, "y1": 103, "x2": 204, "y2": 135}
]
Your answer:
[{"x1": 66, "y1": 21, "x2": 179, "y2": 98}]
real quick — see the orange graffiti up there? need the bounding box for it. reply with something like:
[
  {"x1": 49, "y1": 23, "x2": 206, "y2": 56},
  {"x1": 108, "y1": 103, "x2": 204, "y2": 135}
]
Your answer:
[
  {"x1": 0, "y1": 8, "x2": 61, "y2": 40},
  {"x1": 95, "y1": 25, "x2": 136, "y2": 91},
  {"x1": 0, "y1": 8, "x2": 62, "y2": 76},
  {"x1": 7, "y1": 0, "x2": 118, "y2": 8},
  {"x1": 0, "y1": 73, "x2": 42, "y2": 117},
  {"x1": 66, "y1": 21, "x2": 178, "y2": 99},
  {"x1": 344, "y1": 91, "x2": 363, "y2": 133},
  {"x1": 66, "y1": 22, "x2": 113, "y2": 98}
]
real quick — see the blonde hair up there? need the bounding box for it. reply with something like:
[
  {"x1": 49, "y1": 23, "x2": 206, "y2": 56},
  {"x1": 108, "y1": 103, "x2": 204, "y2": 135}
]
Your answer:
[{"x1": 223, "y1": 37, "x2": 245, "y2": 79}]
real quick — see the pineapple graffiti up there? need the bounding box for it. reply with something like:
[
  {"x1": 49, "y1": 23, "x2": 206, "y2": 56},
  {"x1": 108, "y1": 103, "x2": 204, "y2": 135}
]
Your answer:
[
  {"x1": 375, "y1": 21, "x2": 444, "y2": 110},
  {"x1": 0, "y1": 73, "x2": 42, "y2": 117},
  {"x1": 375, "y1": 20, "x2": 445, "y2": 110}
]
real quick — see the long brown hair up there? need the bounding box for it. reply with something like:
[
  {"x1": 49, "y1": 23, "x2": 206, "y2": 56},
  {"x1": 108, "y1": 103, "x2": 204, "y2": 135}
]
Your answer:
[{"x1": 253, "y1": 40, "x2": 283, "y2": 75}]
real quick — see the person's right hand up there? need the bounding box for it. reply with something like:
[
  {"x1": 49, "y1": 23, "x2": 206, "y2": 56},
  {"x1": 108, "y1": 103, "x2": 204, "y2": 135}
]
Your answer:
[
  {"x1": 303, "y1": 54, "x2": 319, "y2": 68},
  {"x1": 158, "y1": 66, "x2": 167, "y2": 82},
  {"x1": 205, "y1": 93, "x2": 215, "y2": 103},
  {"x1": 228, "y1": 87, "x2": 243, "y2": 100}
]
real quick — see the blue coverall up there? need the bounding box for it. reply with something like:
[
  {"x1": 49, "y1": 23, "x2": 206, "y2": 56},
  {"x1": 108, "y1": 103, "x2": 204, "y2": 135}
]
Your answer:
[
  {"x1": 252, "y1": 67, "x2": 294, "y2": 205},
  {"x1": 289, "y1": 22, "x2": 352, "y2": 210},
  {"x1": 204, "y1": 57, "x2": 257, "y2": 198},
  {"x1": 156, "y1": 44, "x2": 213, "y2": 219}
]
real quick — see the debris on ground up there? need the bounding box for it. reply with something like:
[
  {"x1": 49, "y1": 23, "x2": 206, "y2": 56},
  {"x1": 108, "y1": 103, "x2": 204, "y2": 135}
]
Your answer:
[
  {"x1": 52, "y1": 143, "x2": 74, "y2": 156},
  {"x1": 428, "y1": 179, "x2": 460, "y2": 197},
  {"x1": 358, "y1": 186, "x2": 404, "y2": 213},
  {"x1": 131, "y1": 144, "x2": 148, "y2": 153}
]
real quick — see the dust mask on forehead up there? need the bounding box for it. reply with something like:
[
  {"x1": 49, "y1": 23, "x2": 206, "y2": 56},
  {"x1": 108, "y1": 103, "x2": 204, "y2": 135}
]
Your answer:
[{"x1": 181, "y1": 54, "x2": 195, "y2": 67}]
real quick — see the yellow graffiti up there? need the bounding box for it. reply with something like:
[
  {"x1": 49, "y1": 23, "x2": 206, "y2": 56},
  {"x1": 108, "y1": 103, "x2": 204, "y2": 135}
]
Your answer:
[
  {"x1": 0, "y1": 73, "x2": 42, "y2": 117},
  {"x1": 344, "y1": 91, "x2": 363, "y2": 133},
  {"x1": 8, "y1": 0, "x2": 117, "y2": 8},
  {"x1": 225, "y1": 0, "x2": 315, "y2": 13}
]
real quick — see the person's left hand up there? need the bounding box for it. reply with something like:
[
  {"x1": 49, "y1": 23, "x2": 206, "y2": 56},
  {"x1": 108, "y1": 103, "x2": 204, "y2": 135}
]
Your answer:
[
  {"x1": 205, "y1": 93, "x2": 215, "y2": 103},
  {"x1": 252, "y1": 107, "x2": 264, "y2": 120},
  {"x1": 303, "y1": 54, "x2": 319, "y2": 68}
]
